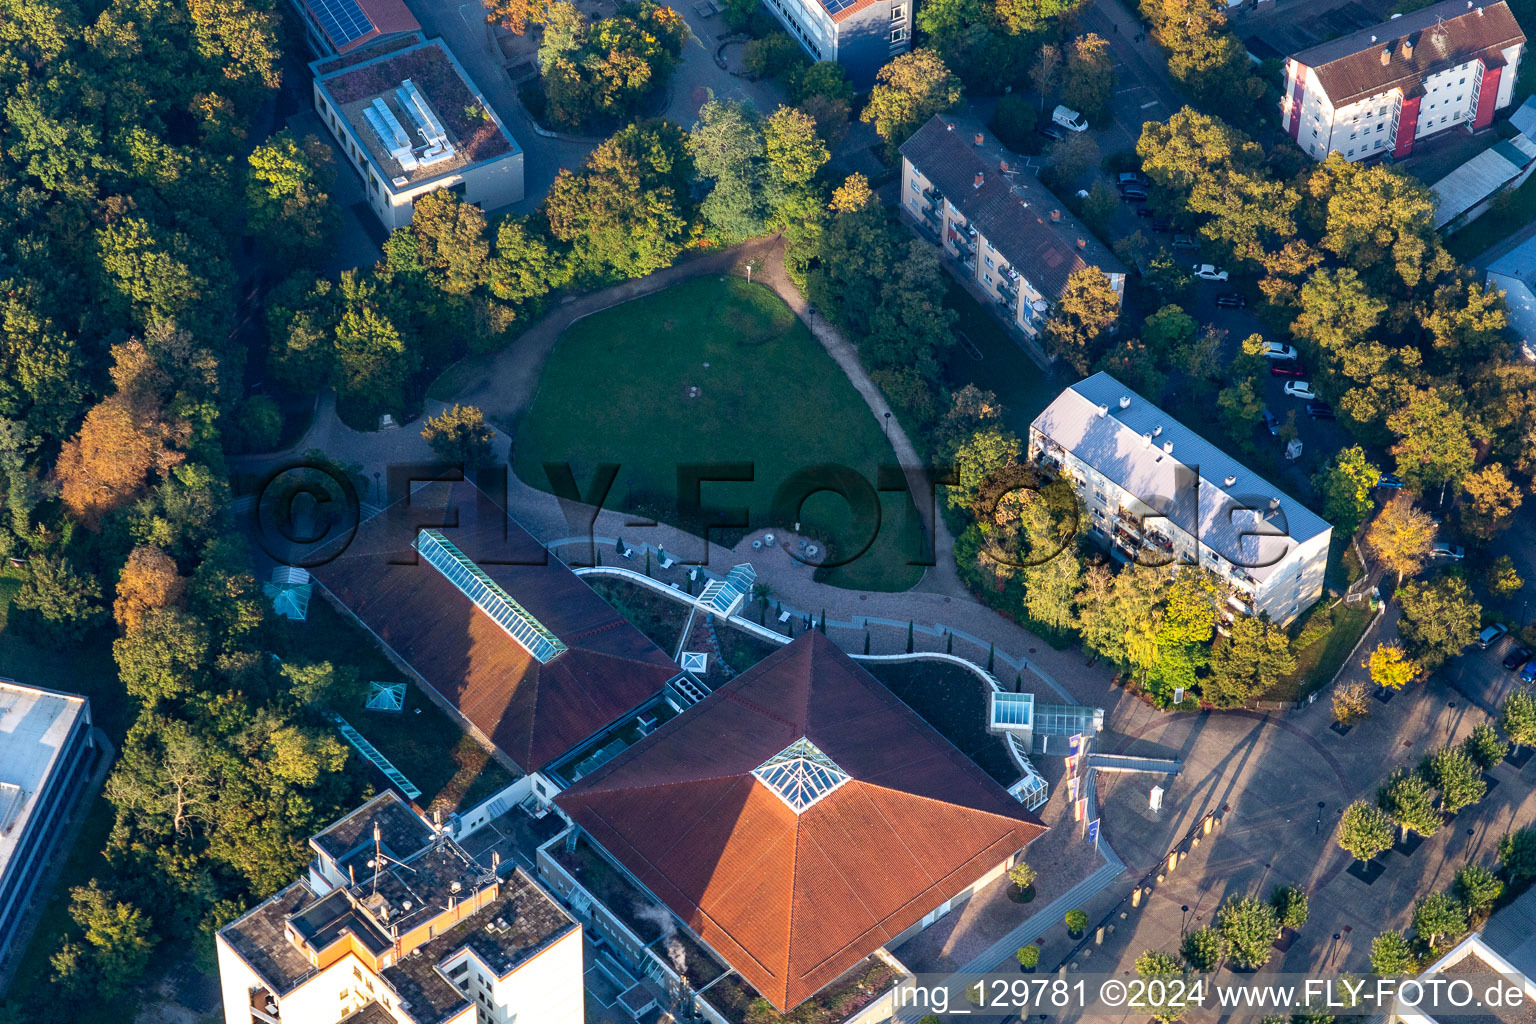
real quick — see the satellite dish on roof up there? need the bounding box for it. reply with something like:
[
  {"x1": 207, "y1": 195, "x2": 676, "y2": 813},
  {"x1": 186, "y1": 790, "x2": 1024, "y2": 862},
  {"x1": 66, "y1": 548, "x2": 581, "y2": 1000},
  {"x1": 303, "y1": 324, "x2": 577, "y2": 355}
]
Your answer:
[{"x1": 1032, "y1": 300, "x2": 1049, "y2": 312}]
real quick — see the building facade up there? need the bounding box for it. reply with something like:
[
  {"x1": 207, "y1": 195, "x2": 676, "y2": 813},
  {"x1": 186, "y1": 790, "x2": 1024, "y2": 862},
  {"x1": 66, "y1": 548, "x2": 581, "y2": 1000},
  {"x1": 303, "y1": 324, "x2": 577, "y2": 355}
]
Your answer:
[
  {"x1": 1031, "y1": 373, "x2": 1333, "y2": 625},
  {"x1": 1282, "y1": 0, "x2": 1526, "y2": 161},
  {"x1": 760, "y1": 0, "x2": 909, "y2": 87},
  {"x1": 0, "y1": 682, "x2": 95, "y2": 967},
  {"x1": 311, "y1": 35, "x2": 524, "y2": 230},
  {"x1": 217, "y1": 792, "x2": 583, "y2": 1024},
  {"x1": 899, "y1": 115, "x2": 1127, "y2": 340}
]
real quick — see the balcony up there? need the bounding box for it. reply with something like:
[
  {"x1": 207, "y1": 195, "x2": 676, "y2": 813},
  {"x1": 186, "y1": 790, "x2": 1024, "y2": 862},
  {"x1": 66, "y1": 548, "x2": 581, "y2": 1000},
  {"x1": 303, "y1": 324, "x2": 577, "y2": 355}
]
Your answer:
[
  {"x1": 1228, "y1": 592, "x2": 1255, "y2": 615},
  {"x1": 1113, "y1": 510, "x2": 1141, "y2": 538},
  {"x1": 920, "y1": 202, "x2": 941, "y2": 224},
  {"x1": 249, "y1": 989, "x2": 280, "y2": 1024},
  {"x1": 997, "y1": 277, "x2": 1017, "y2": 299}
]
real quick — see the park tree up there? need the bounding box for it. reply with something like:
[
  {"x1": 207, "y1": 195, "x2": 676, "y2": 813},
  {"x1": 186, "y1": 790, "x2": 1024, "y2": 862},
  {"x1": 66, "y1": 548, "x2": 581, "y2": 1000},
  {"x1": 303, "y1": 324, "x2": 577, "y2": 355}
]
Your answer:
[
  {"x1": 691, "y1": 101, "x2": 777, "y2": 242},
  {"x1": 1291, "y1": 267, "x2": 1388, "y2": 356},
  {"x1": 1461, "y1": 463, "x2": 1523, "y2": 541},
  {"x1": 765, "y1": 105, "x2": 829, "y2": 188},
  {"x1": 244, "y1": 130, "x2": 338, "y2": 268},
  {"x1": 863, "y1": 241, "x2": 957, "y2": 382},
  {"x1": 1365, "y1": 493, "x2": 1435, "y2": 585},
  {"x1": 333, "y1": 284, "x2": 416, "y2": 420},
  {"x1": 1411, "y1": 892, "x2": 1466, "y2": 951},
  {"x1": 113, "y1": 607, "x2": 211, "y2": 704},
  {"x1": 1396, "y1": 575, "x2": 1481, "y2": 671},
  {"x1": 1453, "y1": 863, "x2": 1503, "y2": 921},
  {"x1": 1271, "y1": 885, "x2": 1308, "y2": 931},
  {"x1": 1135, "y1": 950, "x2": 1188, "y2": 1022},
  {"x1": 1498, "y1": 827, "x2": 1536, "y2": 882},
  {"x1": 1046, "y1": 267, "x2": 1121, "y2": 373},
  {"x1": 1204, "y1": 615, "x2": 1294, "y2": 708},
  {"x1": 1043, "y1": 131, "x2": 1099, "y2": 192},
  {"x1": 1378, "y1": 767, "x2": 1441, "y2": 841},
  {"x1": 421, "y1": 405, "x2": 495, "y2": 467},
  {"x1": 1023, "y1": 551, "x2": 1083, "y2": 633},
  {"x1": 489, "y1": 217, "x2": 561, "y2": 306},
  {"x1": 1365, "y1": 643, "x2": 1417, "y2": 691},
  {"x1": 1332, "y1": 682, "x2": 1370, "y2": 726},
  {"x1": 539, "y1": 1, "x2": 686, "y2": 127},
  {"x1": 1387, "y1": 389, "x2": 1477, "y2": 494},
  {"x1": 950, "y1": 427, "x2": 1022, "y2": 512},
  {"x1": 1141, "y1": 0, "x2": 1254, "y2": 110},
  {"x1": 543, "y1": 120, "x2": 693, "y2": 283},
  {"x1": 13, "y1": 554, "x2": 106, "y2": 639},
  {"x1": 1500, "y1": 691, "x2": 1536, "y2": 755},
  {"x1": 1483, "y1": 556, "x2": 1523, "y2": 600},
  {"x1": 409, "y1": 190, "x2": 495, "y2": 296},
  {"x1": 485, "y1": 0, "x2": 548, "y2": 33},
  {"x1": 1424, "y1": 277, "x2": 1508, "y2": 367},
  {"x1": 1137, "y1": 106, "x2": 1262, "y2": 196},
  {"x1": 1181, "y1": 926, "x2": 1225, "y2": 972},
  {"x1": 1061, "y1": 34, "x2": 1114, "y2": 122},
  {"x1": 1028, "y1": 44, "x2": 1062, "y2": 107},
  {"x1": 1312, "y1": 445, "x2": 1380, "y2": 536},
  {"x1": 1369, "y1": 931, "x2": 1417, "y2": 974},
  {"x1": 55, "y1": 394, "x2": 189, "y2": 529},
  {"x1": 1310, "y1": 157, "x2": 1443, "y2": 290},
  {"x1": 860, "y1": 49, "x2": 962, "y2": 154},
  {"x1": 114, "y1": 546, "x2": 186, "y2": 635},
  {"x1": 1422, "y1": 746, "x2": 1485, "y2": 814},
  {"x1": 1464, "y1": 723, "x2": 1509, "y2": 772},
  {"x1": 50, "y1": 884, "x2": 156, "y2": 999},
  {"x1": 1338, "y1": 800, "x2": 1394, "y2": 861},
  {"x1": 1217, "y1": 895, "x2": 1279, "y2": 969}
]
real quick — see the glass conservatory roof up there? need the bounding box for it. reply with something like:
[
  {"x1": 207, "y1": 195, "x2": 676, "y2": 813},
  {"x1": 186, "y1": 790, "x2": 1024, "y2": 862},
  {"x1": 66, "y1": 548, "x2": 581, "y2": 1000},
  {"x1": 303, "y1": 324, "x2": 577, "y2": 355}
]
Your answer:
[
  {"x1": 416, "y1": 529, "x2": 568, "y2": 663},
  {"x1": 752, "y1": 737, "x2": 850, "y2": 813}
]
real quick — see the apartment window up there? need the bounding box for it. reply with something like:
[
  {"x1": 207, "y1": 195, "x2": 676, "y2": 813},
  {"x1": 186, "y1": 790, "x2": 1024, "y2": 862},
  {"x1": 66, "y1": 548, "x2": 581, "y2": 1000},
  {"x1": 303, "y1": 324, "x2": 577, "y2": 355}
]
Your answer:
[
  {"x1": 353, "y1": 967, "x2": 363, "y2": 982},
  {"x1": 890, "y1": 25, "x2": 907, "y2": 41},
  {"x1": 1375, "y1": 139, "x2": 1384, "y2": 149},
  {"x1": 985, "y1": 255, "x2": 994, "y2": 268},
  {"x1": 1460, "y1": 76, "x2": 1467, "y2": 84},
  {"x1": 1349, "y1": 131, "x2": 1357, "y2": 139},
  {"x1": 985, "y1": 274, "x2": 993, "y2": 284},
  {"x1": 1456, "y1": 95, "x2": 1463, "y2": 102},
  {"x1": 891, "y1": 3, "x2": 904, "y2": 17},
  {"x1": 1347, "y1": 148, "x2": 1355, "y2": 156}
]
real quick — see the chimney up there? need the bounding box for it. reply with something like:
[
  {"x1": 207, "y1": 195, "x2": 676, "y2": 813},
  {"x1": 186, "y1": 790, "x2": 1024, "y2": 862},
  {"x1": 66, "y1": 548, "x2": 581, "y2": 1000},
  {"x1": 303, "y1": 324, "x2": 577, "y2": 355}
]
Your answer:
[
  {"x1": 1162, "y1": 441, "x2": 1174, "y2": 454},
  {"x1": 1076, "y1": 237, "x2": 1087, "y2": 249},
  {"x1": 1152, "y1": 424, "x2": 1163, "y2": 436},
  {"x1": 1143, "y1": 432, "x2": 1154, "y2": 446},
  {"x1": 974, "y1": 172, "x2": 985, "y2": 188},
  {"x1": 1401, "y1": 36, "x2": 1413, "y2": 58},
  {"x1": 946, "y1": 121, "x2": 954, "y2": 131},
  {"x1": 1000, "y1": 159, "x2": 1011, "y2": 172},
  {"x1": 1223, "y1": 474, "x2": 1237, "y2": 487},
  {"x1": 1381, "y1": 46, "x2": 1391, "y2": 65},
  {"x1": 974, "y1": 132, "x2": 984, "y2": 145},
  {"x1": 1477, "y1": 5, "x2": 1483, "y2": 13},
  {"x1": 1050, "y1": 208, "x2": 1062, "y2": 222},
  {"x1": 1095, "y1": 404, "x2": 1109, "y2": 417},
  {"x1": 1370, "y1": 33, "x2": 1377, "y2": 41},
  {"x1": 1119, "y1": 395, "x2": 1132, "y2": 409}
]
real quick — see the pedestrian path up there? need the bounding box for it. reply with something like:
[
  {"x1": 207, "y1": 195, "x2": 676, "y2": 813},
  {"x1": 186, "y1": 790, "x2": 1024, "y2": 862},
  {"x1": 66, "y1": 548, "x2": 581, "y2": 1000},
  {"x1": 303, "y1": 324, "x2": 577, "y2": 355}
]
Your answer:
[{"x1": 954, "y1": 852, "x2": 1128, "y2": 976}]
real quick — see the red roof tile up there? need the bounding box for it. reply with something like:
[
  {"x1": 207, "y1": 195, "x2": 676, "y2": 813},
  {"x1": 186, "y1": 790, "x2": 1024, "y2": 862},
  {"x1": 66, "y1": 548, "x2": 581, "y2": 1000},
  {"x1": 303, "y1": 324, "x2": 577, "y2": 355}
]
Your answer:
[
  {"x1": 556, "y1": 632, "x2": 1047, "y2": 1011},
  {"x1": 309, "y1": 481, "x2": 679, "y2": 772}
]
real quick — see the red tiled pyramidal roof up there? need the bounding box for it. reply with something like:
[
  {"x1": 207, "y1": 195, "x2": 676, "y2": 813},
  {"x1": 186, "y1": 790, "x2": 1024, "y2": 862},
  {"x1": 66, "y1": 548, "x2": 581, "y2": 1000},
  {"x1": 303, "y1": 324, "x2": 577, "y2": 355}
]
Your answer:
[
  {"x1": 556, "y1": 631, "x2": 1047, "y2": 1011},
  {"x1": 309, "y1": 480, "x2": 678, "y2": 772}
]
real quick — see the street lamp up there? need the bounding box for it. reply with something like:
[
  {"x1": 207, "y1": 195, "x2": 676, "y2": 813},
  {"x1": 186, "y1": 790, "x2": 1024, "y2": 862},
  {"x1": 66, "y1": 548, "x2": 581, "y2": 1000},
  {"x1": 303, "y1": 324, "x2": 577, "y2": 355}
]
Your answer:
[
  {"x1": 884, "y1": 411, "x2": 891, "y2": 437},
  {"x1": 1315, "y1": 801, "x2": 1325, "y2": 834},
  {"x1": 1181, "y1": 905, "x2": 1190, "y2": 935}
]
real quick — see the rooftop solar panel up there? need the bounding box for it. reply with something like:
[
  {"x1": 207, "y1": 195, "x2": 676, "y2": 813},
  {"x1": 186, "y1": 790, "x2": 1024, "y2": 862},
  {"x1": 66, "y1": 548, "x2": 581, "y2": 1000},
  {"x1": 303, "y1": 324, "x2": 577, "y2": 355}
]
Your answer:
[
  {"x1": 822, "y1": 0, "x2": 858, "y2": 13},
  {"x1": 309, "y1": 0, "x2": 374, "y2": 47}
]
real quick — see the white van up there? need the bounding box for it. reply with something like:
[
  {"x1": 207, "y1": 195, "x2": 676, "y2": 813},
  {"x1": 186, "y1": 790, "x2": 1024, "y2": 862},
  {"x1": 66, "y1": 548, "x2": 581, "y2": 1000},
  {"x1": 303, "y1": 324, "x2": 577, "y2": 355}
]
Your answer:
[{"x1": 1052, "y1": 105, "x2": 1088, "y2": 132}]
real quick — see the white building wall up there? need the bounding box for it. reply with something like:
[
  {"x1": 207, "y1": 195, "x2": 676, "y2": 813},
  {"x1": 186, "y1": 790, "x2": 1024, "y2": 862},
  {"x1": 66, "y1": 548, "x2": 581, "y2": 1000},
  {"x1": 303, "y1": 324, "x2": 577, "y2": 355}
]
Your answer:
[
  {"x1": 761, "y1": 0, "x2": 838, "y2": 61},
  {"x1": 1414, "y1": 61, "x2": 1481, "y2": 137},
  {"x1": 216, "y1": 937, "x2": 389, "y2": 1024},
  {"x1": 489, "y1": 927, "x2": 584, "y2": 1024}
]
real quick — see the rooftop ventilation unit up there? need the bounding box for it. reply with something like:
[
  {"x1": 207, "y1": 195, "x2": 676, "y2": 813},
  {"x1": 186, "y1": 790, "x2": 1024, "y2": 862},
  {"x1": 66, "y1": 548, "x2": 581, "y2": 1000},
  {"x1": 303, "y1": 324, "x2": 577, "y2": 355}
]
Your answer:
[
  {"x1": 1224, "y1": 474, "x2": 1237, "y2": 487},
  {"x1": 364, "y1": 98, "x2": 419, "y2": 171},
  {"x1": 396, "y1": 79, "x2": 455, "y2": 166},
  {"x1": 1162, "y1": 441, "x2": 1174, "y2": 454},
  {"x1": 1152, "y1": 425, "x2": 1162, "y2": 436},
  {"x1": 1118, "y1": 395, "x2": 1131, "y2": 409}
]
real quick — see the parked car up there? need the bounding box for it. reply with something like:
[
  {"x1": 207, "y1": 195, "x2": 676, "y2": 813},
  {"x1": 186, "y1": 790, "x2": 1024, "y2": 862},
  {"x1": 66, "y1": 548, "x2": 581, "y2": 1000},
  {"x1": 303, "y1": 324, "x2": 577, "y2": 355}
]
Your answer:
[
  {"x1": 1152, "y1": 219, "x2": 1173, "y2": 233},
  {"x1": 1037, "y1": 124, "x2": 1067, "y2": 142},
  {"x1": 1431, "y1": 541, "x2": 1466, "y2": 560},
  {"x1": 1120, "y1": 187, "x2": 1149, "y2": 202},
  {"x1": 1477, "y1": 623, "x2": 1509, "y2": 649},
  {"x1": 1270, "y1": 363, "x2": 1306, "y2": 378},
  {"x1": 1118, "y1": 171, "x2": 1152, "y2": 187},
  {"x1": 1261, "y1": 341, "x2": 1299, "y2": 361},
  {"x1": 1192, "y1": 264, "x2": 1229, "y2": 282},
  {"x1": 1503, "y1": 645, "x2": 1533, "y2": 671},
  {"x1": 1261, "y1": 408, "x2": 1280, "y2": 436},
  {"x1": 1523, "y1": 658, "x2": 1536, "y2": 684},
  {"x1": 1172, "y1": 235, "x2": 1199, "y2": 249},
  {"x1": 1135, "y1": 205, "x2": 1156, "y2": 218},
  {"x1": 1305, "y1": 401, "x2": 1335, "y2": 419},
  {"x1": 1215, "y1": 291, "x2": 1247, "y2": 308},
  {"x1": 1377, "y1": 473, "x2": 1404, "y2": 489},
  {"x1": 1283, "y1": 380, "x2": 1317, "y2": 399},
  {"x1": 1052, "y1": 105, "x2": 1089, "y2": 132}
]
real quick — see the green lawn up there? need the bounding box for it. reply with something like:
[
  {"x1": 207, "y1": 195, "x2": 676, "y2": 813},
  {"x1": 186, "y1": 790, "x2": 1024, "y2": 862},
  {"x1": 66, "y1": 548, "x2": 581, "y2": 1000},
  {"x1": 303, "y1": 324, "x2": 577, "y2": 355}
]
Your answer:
[
  {"x1": 941, "y1": 280, "x2": 1061, "y2": 441},
  {"x1": 1266, "y1": 600, "x2": 1375, "y2": 703},
  {"x1": 510, "y1": 276, "x2": 925, "y2": 592},
  {"x1": 272, "y1": 600, "x2": 515, "y2": 814}
]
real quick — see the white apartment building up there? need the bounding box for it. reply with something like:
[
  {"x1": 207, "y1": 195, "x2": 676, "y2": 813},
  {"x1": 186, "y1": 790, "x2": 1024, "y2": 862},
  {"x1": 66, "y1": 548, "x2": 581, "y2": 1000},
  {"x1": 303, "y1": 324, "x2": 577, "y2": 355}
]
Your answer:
[
  {"x1": 899, "y1": 115, "x2": 1127, "y2": 340},
  {"x1": 311, "y1": 35, "x2": 524, "y2": 230},
  {"x1": 759, "y1": 0, "x2": 910, "y2": 86},
  {"x1": 0, "y1": 682, "x2": 95, "y2": 967},
  {"x1": 1030, "y1": 373, "x2": 1333, "y2": 625},
  {"x1": 216, "y1": 792, "x2": 582, "y2": 1024},
  {"x1": 1282, "y1": 0, "x2": 1525, "y2": 161}
]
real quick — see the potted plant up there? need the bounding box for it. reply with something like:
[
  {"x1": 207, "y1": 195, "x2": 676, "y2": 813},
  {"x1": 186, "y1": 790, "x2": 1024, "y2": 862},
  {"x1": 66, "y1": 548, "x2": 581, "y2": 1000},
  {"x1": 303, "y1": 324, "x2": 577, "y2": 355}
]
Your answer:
[
  {"x1": 1016, "y1": 944, "x2": 1040, "y2": 973},
  {"x1": 1065, "y1": 909, "x2": 1089, "y2": 940},
  {"x1": 1007, "y1": 861, "x2": 1037, "y2": 903}
]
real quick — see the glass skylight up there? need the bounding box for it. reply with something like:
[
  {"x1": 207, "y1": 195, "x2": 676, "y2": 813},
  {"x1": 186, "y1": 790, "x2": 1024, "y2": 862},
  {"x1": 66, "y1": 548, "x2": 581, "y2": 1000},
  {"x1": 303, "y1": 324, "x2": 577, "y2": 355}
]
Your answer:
[
  {"x1": 753, "y1": 738, "x2": 850, "y2": 813},
  {"x1": 416, "y1": 529, "x2": 567, "y2": 663}
]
